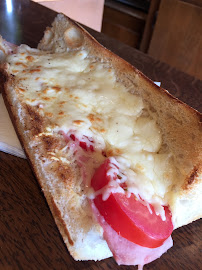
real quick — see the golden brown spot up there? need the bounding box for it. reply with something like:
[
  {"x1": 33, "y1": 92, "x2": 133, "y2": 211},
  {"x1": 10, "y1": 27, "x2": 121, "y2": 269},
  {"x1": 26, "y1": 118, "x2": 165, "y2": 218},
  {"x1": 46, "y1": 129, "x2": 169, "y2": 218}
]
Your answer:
[
  {"x1": 73, "y1": 120, "x2": 84, "y2": 125},
  {"x1": 106, "y1": 148, "x2": 122, "y2": 157},
  {"x1": 90, "y1": 65, "x2": 94, "y2": 69},
  {"x1": 69, "y1": 94, "x2": 73, "y2": 98},
  {"x1": 106, "y1": 149, "x2": 113, "y2": 156},
  {"x1": 92, "y1": 127, "x2": 99, "y2": 132},
  {"x1": 42, "y1": 97, "x2": 51, "y2": 101},
  {"x1": 97, "y1": 117, "x2": 102, "y2": 122},
  {"x1": 92, "y1": 127, "x2": 106, "y2": 133},
  {"x1": 12, "y1": 70, "x2": 19, "y2": 73},
  {"x1": 57, "y1": 164, "x2": 71, "y2": 183},
  {"x1": 26, "y1": 55, "x2": 34, "y2": 62},
  {"x1": 45, "y1": 112, "x2": 53, "y2": 117},
  {"x1": 24, "y1": 104, "x2": 44, "y2": 136},
  {"x1": 35, "y1": 77, "x2": 40, "y2": 80},
  {"x1": 115, "y1": 148, "x2": 122, "y2": 155},
  {"x1": 108, "y1": 69, "x2": 112, "y2": 72},
  {"x1": 59, "y1": 101, "x2": 66, "y2": 105},
  {"x1": 29, "y1": 68, "x2": 41, "y2": 73},
  {"x1": 64, "y1": 27, "x2": 83, "y2": 48},
  {"x1": 74, "y1": 96, "x2": 79, "y2": 99},
  {"x1": 20, "y1": 53, "x2": 25, "y2": 55},
  {"x1": 18, "y1": 87, "x2": 25, "y2": 92},
  {"x1": 58, "y1": 111, "x2": 64, "y2": 115},
  {"x1": 52, "y1": 86, "x2": 61, "y2": 92},
  {"x1": 40, "y1": 135, "x2": 60, "y2": 152},
  {"x1": 88, "y1": 113, "x2": 95, "y2": 122},
  {"x1": 87, "y1": 113, "x2": 102, "y2": 123},
  {"x1": 42, "y1": 88, "x2": 50, "y2": 94},
  {"x1": 15, "y1": 62, "x2": 28, "y2": 68}
]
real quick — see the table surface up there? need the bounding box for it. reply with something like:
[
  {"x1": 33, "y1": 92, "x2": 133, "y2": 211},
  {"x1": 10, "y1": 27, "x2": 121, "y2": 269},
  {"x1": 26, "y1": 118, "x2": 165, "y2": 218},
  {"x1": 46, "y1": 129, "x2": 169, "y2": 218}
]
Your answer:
[{"x1": 0, "y1": 1, "x2": 201, "y2": 270}]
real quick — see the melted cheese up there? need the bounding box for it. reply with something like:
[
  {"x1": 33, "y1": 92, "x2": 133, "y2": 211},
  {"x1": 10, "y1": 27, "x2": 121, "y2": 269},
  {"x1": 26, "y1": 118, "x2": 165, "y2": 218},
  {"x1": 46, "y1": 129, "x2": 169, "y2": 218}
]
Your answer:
[{"x1": 6, "y1": 45, "x2": 177, "y2": 214}]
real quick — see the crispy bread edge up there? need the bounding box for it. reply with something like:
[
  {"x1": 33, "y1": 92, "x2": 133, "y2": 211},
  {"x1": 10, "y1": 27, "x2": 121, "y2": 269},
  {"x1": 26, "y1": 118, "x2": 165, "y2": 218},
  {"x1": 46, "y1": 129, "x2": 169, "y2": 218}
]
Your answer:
[{"x1": 0, "y1": 67, "x2": 75, "y2": 251}]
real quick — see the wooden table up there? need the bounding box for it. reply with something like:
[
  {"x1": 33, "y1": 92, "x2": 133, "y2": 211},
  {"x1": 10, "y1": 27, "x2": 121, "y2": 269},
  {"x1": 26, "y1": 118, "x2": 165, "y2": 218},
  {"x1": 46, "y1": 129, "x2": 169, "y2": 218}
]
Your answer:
[{"x1": 0, "y1": 1, "x2": 201, "y2": 269}]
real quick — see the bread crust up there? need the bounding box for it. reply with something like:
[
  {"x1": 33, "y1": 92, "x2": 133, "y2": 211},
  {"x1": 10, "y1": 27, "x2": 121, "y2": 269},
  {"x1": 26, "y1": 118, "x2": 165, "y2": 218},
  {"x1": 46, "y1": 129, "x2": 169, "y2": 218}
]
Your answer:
[
  {"x1": 0, "y1": 13, "x2": 201, "y2": 262},
  {"x1": 0, "y1": 61, "x2": 112, "y2": 260}
]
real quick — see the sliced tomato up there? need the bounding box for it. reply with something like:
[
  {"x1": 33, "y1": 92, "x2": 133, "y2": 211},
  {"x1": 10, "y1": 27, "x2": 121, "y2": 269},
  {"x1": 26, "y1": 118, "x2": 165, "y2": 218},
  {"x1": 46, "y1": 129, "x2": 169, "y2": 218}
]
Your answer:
[{"x1": 91, "y1": 158, "x2": 173, "y2": 248}]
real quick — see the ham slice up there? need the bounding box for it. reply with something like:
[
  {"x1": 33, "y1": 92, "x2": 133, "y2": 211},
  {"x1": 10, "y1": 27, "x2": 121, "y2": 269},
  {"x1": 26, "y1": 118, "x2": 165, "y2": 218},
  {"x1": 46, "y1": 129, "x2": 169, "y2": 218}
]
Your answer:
[{"x1": 91, "y1": 202, "x2": 173, "y2": 269}]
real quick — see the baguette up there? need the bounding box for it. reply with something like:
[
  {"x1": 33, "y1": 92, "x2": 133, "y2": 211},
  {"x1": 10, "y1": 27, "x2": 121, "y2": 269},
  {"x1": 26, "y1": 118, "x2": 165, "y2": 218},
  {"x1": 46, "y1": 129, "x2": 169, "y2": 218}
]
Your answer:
[{"x1": 0, "y1": 14, "x2": 201, "y2": 267}]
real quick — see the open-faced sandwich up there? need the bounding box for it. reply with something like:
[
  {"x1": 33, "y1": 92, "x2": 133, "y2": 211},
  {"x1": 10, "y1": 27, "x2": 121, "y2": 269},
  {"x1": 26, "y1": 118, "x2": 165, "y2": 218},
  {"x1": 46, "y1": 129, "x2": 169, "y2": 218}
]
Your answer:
[{"x1": 0, "y1": 14, "x2": 201, "y2": 269}]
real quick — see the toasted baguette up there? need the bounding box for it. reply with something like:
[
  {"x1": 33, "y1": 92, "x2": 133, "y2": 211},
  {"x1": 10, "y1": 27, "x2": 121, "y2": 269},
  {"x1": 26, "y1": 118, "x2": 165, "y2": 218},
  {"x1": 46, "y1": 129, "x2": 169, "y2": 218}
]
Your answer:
[
  {"x1": 0, "y1": 14, "x2": 201, "y2": 262},
  {"x1": 35, "y1": 13, "x2": 202, "y2": 228}
]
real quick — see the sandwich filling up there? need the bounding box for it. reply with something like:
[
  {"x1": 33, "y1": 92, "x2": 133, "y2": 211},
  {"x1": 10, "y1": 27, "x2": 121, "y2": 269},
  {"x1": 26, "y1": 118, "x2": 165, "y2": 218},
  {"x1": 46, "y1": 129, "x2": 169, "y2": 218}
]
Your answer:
[{"x1": 5, "y1": 44, "x2": 178, "y2": 267}]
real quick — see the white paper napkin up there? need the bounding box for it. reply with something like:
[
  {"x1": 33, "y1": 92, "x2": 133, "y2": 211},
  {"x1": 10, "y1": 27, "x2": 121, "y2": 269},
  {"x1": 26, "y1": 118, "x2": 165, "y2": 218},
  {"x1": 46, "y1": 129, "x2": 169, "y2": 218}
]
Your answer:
[{"x1": 0, "y1": 94, "x2": 26, "y2": 158}]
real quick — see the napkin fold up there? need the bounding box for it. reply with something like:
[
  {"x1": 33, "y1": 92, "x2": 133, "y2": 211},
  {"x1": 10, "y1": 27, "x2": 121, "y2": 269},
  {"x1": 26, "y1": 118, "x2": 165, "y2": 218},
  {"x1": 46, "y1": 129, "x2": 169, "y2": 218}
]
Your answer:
[
  {"x1": 0, "y1": 94, "x2": 26, "y2": 158},
  {"x1": 0, "y1": 82, "x2": 161, "y2": 159}
]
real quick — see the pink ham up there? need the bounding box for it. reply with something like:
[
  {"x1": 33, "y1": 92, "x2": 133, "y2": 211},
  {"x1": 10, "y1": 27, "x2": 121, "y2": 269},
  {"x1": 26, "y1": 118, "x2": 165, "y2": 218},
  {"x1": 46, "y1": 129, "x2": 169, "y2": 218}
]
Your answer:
[{"x1": 91, "y1": 202, "x2": 173, "y2": 269}]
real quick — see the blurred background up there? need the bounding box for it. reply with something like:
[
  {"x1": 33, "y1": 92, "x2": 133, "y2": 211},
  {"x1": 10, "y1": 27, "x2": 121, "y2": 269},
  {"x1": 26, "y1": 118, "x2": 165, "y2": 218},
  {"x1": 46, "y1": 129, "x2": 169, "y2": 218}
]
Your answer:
[{"x1": 33, "y1": 0, "x2": 202, "y2": 80}]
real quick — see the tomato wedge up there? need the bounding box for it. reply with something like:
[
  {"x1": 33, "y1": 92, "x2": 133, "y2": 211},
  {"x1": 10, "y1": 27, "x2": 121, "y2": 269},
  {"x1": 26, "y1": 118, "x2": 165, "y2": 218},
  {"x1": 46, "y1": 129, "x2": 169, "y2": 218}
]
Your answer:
[{"x1": 91, "y1": 158, "x2": 173, "y2": 248}]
